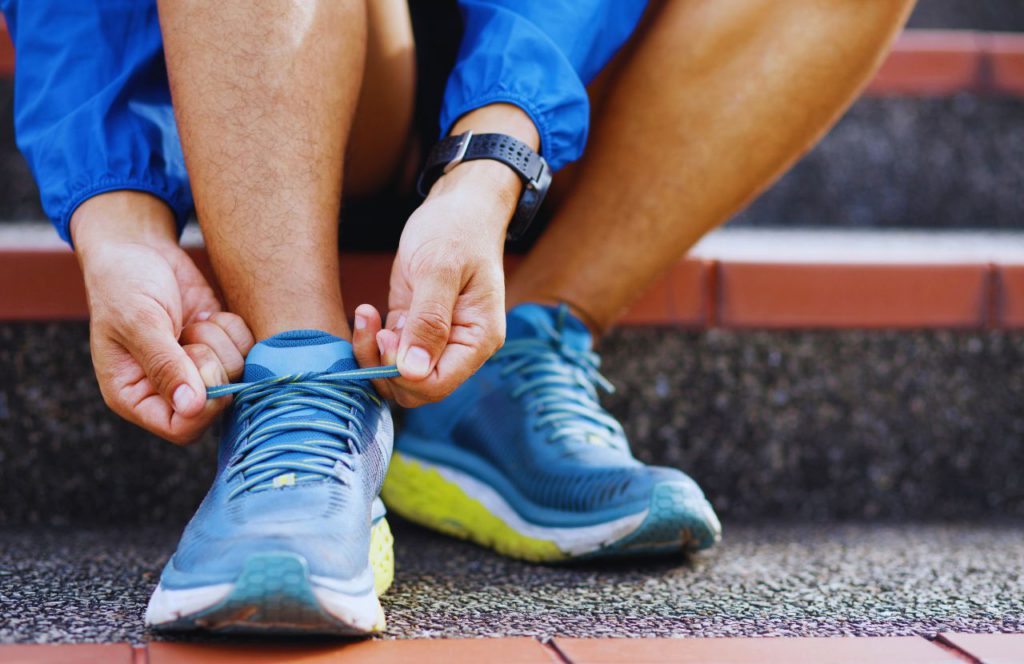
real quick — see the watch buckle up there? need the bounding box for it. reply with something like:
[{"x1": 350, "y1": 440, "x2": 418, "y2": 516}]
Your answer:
[{"x1": 443, "y1": 130, "x2": 474, "y2": 175}]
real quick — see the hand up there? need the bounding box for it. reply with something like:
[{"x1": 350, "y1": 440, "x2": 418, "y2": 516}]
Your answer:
[
  {"x1": 73, "y1": 192, "x2": 255, "y2": 444},
  {"x1": 351, "y1": 161, "x2": 519, "y2": 406}
]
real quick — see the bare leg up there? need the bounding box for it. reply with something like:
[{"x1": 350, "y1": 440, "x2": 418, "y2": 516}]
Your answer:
[
  {"x1": 507, "y1": 0, "x2": 915, "y2": 333},
  {"x1": 159, "y1": 0, "x2": 368, "y2": 340}
]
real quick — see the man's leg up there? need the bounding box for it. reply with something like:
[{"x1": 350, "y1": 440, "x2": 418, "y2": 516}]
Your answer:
[
  {"x1": 507, "y1": 0, "x2": 915, "y2": 332},
  {"x1": 159, "y1": 0, "x2": 365, "y2": 340},
  {"x1": 146, "y1": 1, "x2": 414, "y2": 635}
]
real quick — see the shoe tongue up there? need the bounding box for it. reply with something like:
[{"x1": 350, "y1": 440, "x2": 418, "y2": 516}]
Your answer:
[
  {"x1": 506, "y1": 303, "x2": 592, "y2": 352},
  {"x1": 235, "y1": 330, "x2": 360, "y2": 493},
  {"x1": 244, "y1": 329, "x2": 358, "y2": 381}
]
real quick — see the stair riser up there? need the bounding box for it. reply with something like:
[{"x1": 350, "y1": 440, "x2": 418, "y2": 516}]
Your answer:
[{"x1": 2, "y1": 323, "x2": 1021, "y2": 525}]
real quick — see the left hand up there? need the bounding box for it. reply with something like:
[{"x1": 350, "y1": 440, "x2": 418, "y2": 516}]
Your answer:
[{"x1": 352, "y1": 160, "x2": 519, "y2": 407}]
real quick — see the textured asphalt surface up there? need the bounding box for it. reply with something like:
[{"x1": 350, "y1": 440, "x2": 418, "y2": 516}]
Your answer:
[{"x1": 2, "y1": 521, "x2": 1022, "y2": 644}]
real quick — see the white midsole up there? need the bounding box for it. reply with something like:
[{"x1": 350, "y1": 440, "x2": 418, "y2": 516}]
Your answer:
[
  {"x1": 144, "y1": 583, "x2": 232, "y2": 626},
  {"x1": 144, "y1": 579, "x2": 382, "y2": 633},
  {"x1": 403, "y1": 453, "x2": 648, "y2": 556}
]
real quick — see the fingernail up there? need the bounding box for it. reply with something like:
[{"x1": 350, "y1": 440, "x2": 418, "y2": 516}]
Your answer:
[
  {"x1": 354, "y1": 314, "x2": 367, "y2": 330},
  {"x1": 376, "y1": 332, "x2": 387, "y2": 357},
  {"x1": 403, "y1": 346, "x2": 431, "y2": 375},
  {"x1": 395, "y1": 314, "x2": 406, "y2": 331},
  {"x1": 197, "y1": 311, "x2": 212, "y2": 321},
  {"x1": 173, "y1": 384, "x2": 196, "y2": 412}
]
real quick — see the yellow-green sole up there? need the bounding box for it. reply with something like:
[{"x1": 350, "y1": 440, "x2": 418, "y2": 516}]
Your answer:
[{"x1": 382, "y1": 453, "x2": 568, "y2": 563}]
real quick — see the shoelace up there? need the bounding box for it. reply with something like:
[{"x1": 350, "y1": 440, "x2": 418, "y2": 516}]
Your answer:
[
  {"x1": 207, "y1": 365, "x2": 400, "y2": 498},
  {"x1": 495, "y1": 312, "x2": 625, "y2": 450}
]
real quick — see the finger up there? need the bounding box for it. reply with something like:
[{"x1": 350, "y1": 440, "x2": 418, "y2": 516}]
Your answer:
[
  {"x1": 132, "y1": 390, "x2": 206, "y2": 445},
  {"x1": 184, "y1": 343, "x2": 231, "y2": 391},
  {"x1": 123, "y1": 310, "x2": 207, "y2": 418},
  {"x1": 377, "y1": 328, "x2": 400, "y2": 366},
  {"x1": 183, "y1": 291, "x2": 221, "y2": 325},
  {"x1": 352, "y1": 304, "x2": 393, "y2": 400},
  {"x1": 131, "y1": 345, "x2": 229, "y2": 446},
  {"x1": 207, "y1": 311, "x2": 255, "y2": 358},
  {"x1": 398, "y1": 268, "x2": 460, "y2": 381},
  {"x1": 387, "y1": 338, "x2": 481, "y2": 407},
  {"x1": 180, "y1": 320, "x2": 246, "y2": 381},
  {"x1": 384, "y1": 309, "x2": 406, "y2": 333},
  {"x1": 353, "y1": 304, "x2": 383, "y2": 366},
  {"x1": 377, "y1": 327, "x2": 430, "y2": 408}
]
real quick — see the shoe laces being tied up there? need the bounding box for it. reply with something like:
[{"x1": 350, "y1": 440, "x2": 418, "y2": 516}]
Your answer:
[
  {"x1": 496, "y1": 305, "x2": 625, "y2": 450},
  {"x1": 207, "y1": 365, "x2": 400, "y2": 499}
]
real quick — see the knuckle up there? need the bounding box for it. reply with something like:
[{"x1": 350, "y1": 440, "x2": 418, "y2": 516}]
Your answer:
[
  {"x1": 186, "y1": 344, "x2": 219, "y2": 373},
  {"x1": 211, "y1": 312, "x2": 254, "y2": 349},
  {"x1": 410, "y1": 306, "x2": 451, "y2": 344},
  {"x1": 224, "y1": 357, "x2": 245, "y2": 380},
  {"x1": 181, "y1": 320, "x2": 216, "y2": 344},
  {"x1": 146, "y1": 351, "x2": 182, "y2": 391}
]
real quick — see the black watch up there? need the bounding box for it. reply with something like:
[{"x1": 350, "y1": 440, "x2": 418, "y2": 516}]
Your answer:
[{"x1": 417, "y1": 131, "x2": 552, "y2": 241}]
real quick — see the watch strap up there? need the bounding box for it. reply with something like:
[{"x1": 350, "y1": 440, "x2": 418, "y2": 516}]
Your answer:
[
  {"x1": 417, "y1": 132, "x2": 547, "y2": 197},
  {"x1": 417, "y1": 132, "x2": 551, "y2": 241}
]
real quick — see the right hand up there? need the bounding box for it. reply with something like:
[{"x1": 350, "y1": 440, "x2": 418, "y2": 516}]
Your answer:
[{"x1": 72, "y1": 192, "x2": 254, "y2": 444}]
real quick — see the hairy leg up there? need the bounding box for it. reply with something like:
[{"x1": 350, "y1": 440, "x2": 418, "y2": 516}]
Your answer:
[
  {"x1": 159, "y1": 0, "x2": 368, "y2": 340},
  {"x1": 507, "y1": 0, "x2": 915, "y2": 333},
  {"x1": 345, "y1": 0, "x2": 417, "y2": 197}
]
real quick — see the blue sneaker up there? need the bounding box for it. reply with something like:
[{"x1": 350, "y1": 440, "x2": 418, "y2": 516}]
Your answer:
[
  {"x1": 383, "y1": 304, "x2": 721, "y2": 562},
  {"x1": 145, "y1": 330, "x2": 399, "y2": 635}
]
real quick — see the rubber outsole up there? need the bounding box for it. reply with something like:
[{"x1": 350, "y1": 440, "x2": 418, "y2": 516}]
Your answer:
[
  {"x1": 585, "y1": 482, "x2": 722, "y2": 558},
  {"x1": 149, "y1": 553, "x2": 383, "y2": 636},
  {"x1": 382, "y1": 452, "x2": 721, "y2": 563},
  {"x1": 147, "y1": 518, "x2": 394, "y2": 636}
]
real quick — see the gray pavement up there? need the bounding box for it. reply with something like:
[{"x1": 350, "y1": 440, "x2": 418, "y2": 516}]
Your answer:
[{"x1": 1, "y1": 521, "x2": 1022, "y2": 644}]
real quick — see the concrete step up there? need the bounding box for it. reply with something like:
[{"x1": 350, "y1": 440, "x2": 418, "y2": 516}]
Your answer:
[
  {"x1": 2, "y1": 322, "x2": 1023, "y2": 526},
  {"x1": 1, "y1": 521, "x2": 1021, "y2": 643}
]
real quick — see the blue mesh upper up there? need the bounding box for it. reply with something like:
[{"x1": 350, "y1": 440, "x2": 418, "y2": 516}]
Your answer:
[
  {"x1": 161, "y1": 331, "x2": 393, "y2": 592},
  {"x1": 398, "y1": 304, "x2": 705, "y2": 527}
]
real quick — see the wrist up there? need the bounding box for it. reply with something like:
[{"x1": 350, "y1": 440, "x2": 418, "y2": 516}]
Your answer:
[
  {"x1": 427, "y1": 103, "x2": 542, "y2": 222},
  {"x1": 450, "y1": 103, "x2": 540, "y2": 150},
  {"x1": 426, "y1": 159, "x2": 521, "y2": 222},
  {"x1": 72, "y1": 191, "x2": 179, "y2": 261}
]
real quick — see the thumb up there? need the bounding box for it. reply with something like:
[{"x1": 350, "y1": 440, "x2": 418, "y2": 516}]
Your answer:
[
  {"x1": 398, "y1": 268, "x2": 460, "y2": 381},
  {"x1": 126, "y1": 314, "x2": 206, "y2": 417}
]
